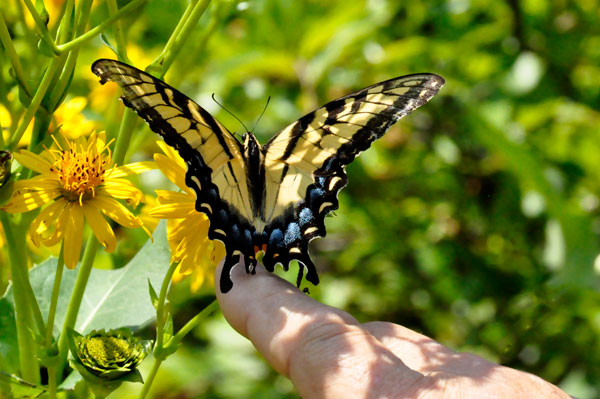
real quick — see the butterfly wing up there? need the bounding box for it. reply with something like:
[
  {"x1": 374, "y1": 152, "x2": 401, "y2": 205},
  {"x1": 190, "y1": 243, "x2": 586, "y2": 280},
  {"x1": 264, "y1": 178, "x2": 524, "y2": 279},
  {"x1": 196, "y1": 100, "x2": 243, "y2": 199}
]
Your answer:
[
  {"x1": 259, "y1": 73, "x2": 445, "y2": 285},
  {"x1": 91, "y1": 59, "x2": 257, "y2": 270}
]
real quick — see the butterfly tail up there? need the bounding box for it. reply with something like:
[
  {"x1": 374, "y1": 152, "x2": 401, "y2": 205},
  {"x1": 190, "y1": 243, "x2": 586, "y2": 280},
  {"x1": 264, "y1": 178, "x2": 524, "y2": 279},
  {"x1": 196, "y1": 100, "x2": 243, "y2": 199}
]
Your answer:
[{"x1": 219, "y1": 253, "x2": 241, "y2": 293}]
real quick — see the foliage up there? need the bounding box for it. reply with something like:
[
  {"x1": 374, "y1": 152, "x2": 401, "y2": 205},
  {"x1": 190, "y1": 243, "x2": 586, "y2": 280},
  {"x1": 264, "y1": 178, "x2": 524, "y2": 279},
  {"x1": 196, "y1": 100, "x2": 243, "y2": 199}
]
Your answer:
[{"x1": 0, "y1": 0, "x2": 599, "y2": 398}]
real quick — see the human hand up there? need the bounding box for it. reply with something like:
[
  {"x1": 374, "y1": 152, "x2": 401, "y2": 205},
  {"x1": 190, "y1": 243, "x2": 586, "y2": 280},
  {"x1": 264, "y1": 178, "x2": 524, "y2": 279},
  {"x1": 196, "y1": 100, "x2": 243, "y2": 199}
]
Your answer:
[{"x1": 215, "y1": 261, "x2": 571, "y2": 399}]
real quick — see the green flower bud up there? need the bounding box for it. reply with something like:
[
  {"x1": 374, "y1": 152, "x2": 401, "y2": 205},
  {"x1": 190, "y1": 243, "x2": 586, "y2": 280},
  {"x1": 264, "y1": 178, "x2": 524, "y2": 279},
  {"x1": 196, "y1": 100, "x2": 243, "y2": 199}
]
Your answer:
[{"x1": 68, "y1": 328, "x2": 150, "y2": 381}]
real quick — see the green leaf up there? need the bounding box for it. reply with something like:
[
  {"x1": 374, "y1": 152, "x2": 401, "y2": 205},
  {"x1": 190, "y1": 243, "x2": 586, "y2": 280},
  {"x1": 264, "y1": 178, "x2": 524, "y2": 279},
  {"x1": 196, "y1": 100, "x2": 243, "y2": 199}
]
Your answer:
[
  {"x1": 0, "y1": 371, "x2": 48, "y2": 399},
  {"x1": 148, "y1": 280, "x2": 159, "y2": 309},
  {"x1": 163, "y1": 312, "x2": 173, "y2": 339},
  {"x1": 5, "y1": 222, "x2": 170, "y2": 336},
  {"x1": 99, "y1": 34, "x2": 118, "y2": 57}
]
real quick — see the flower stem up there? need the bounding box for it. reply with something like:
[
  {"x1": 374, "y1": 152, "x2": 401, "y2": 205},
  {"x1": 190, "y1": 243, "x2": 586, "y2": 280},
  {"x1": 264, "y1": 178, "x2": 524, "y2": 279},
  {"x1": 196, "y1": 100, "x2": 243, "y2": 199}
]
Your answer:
[
  {"x1": 112, "y1": 109, "x2": 138, "y2": 164},
  {"x1": 155, "y1": 262, "x2": 178, "y2": 351},
  {"x1": 55, "y1": 0, "x2": 146, "y2": 54},
  {"x1": 9, "y1": 56, "x2": 64, "y2": 148},
  {"x1": 20, "y1": 0, "x2": 61, "y2": 55},
  {"x1": 46, "y1": 245, "x2": 65, "y2": 345},
  {"x1": 168, "y1": 299, "x2": 218, "y2": 348},
  {"x1": 0, "y1": 12, "x2": 32, "y2": 98},
  {"x1": 106, "y1": 0, "x2": 131, "y2": 63},
  {"x1": 138, "y1": 357, "x2": 162, "y2": 399},
  {"x1": 47, "y1": 367, "x2": 57, "y2": 399},
  {"x1": 149, "y1": 0, "x2": 212, "y2": 77},
  {"x1": 46, "y1": 0, "x2": 94, "y2": 112},
  {"x1": 0, "y1": 213, "x2": 39, "y2": 384},
  {"x1": 56, "y1": 235, "x2": 99, "y2": 380}
]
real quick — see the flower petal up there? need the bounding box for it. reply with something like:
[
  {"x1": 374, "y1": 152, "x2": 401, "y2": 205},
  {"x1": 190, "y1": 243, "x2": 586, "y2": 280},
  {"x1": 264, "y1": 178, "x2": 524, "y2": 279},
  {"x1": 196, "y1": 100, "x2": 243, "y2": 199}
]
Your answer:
[
  {"x1": 40, "y1": 199, "x2": 71, "y2": 247},
  {"x1": 154, "y1": 190, "x2": 195, "y2": 204},
  {"x1": 28, "y1": 199, "x2": 67, "y2": 247},
  {"x1": 13, "y1": 150, "x2": 53, "y2": 174},
  {"x1": 149, "y1": 203, "x2": 197, "y2": 219},
  {"x1": 3, "y1": 183, "x2": 61, "y2": 213},
  {"x1": 109, "y1": 161, "x2": 156, "y2": 178},
  {"x1": 87, "y1": 196, "x2": 143, "y2": 228},
  {"x1": 83, "y1": 206, "x2": 116, "y2": 253},
  {"x1": 99, "y1": 180, "x2": 144, "y2": 205},
  {"x1": 156, "y1": 141, "x2": 185, "y2": 168},
  {"x1": 153, "y1": 153, "x2": 191, "y2": 194},
  {"x1": 64, "y1": 203, "x2": 84, "y2": 269}
]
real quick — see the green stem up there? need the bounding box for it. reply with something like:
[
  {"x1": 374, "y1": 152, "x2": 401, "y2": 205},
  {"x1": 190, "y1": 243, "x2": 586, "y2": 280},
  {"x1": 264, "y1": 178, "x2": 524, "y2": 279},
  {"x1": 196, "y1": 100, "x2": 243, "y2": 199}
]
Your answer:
[
  {"x1": 20, "y1": 0, "x2": 61, "y2": 55},
  {"x1": 56, "y1": 235, "x2": 99, "y2": 379},
  {"x1": 167, "y1": 299, "x2": 218, "y2": 348},
  {"x1": 0, "y1": 12, "x2": 32, "y2": 98},
  {"x1": 5, "y1": 214, "x2": 45, "y2": 335},
  {"x1": 155, "y1": 262, "x2": 178, "y2": 351},
  {"x1": 45, "y1": 246, "x2": 63, "y2": 399},
  {"x1": 106, "y1": 0, "x2": 130, "y2": 63},
  {"x1": 9, "y1": 56, "x2": 63, "y2": 148},
  {"x1": 137, "y1": 357, "x2": 162, "y2": 399},
  {"x1": 45, "y1": 245, "x2": 65, "y2": 345},
  {"x1": 55, "y1": 0, "x2": 74, "y2": 44},
  {"x1": 47, "y1": 367, "x2": 57, "y2": 399},
  {"x1": 56, "y1": 0, "x2": 146, "y2": 54},
  {"x1": 111, "y1": 109, "x2": 138, "y2": 164},
  {"x1": 150, "y1": 0, "x2": 211, "y2": 77},
  {"x1": 147, "y1": 0, "x2": 196, "y2": 73},
  {"x1": 11, "y1": 214, "x2": 46, "y2": 334},
  {"x1": 46, "y1": 0, "x2": 94, "y2": 111},
  {"x1": 27, "y1": 108, "x2": 52, "y2": 158},
  {"x1": 0, "y1": 213, "x2": 39, "y2": 383}
]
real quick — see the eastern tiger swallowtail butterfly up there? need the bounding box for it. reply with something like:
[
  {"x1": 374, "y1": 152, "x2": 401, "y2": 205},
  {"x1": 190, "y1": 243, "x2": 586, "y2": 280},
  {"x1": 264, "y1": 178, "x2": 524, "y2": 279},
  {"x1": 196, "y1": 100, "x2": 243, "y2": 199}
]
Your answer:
[{"x1": 92, "y1": 59, "x2": 444, "y2": 293}]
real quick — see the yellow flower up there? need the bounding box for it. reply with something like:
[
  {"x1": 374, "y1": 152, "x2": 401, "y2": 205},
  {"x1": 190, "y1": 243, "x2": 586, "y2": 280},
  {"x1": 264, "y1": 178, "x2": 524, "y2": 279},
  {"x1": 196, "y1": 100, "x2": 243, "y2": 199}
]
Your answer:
[
  {"x1": 148, "y1": 142, "x2": 225, "y2": 291},
  {"x1": 53, "y1": 97, "x2": 96, "y2": 139},
  {"x1": 2, "y1": 132, "x2": 154, "y2": 268}
]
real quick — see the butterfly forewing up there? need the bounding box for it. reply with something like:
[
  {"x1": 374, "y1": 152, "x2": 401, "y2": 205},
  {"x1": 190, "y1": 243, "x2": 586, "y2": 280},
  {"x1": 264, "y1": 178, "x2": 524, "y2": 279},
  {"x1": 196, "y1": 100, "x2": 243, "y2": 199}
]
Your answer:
[
  {"x1": 91, "y1": 60, "x2": 255, "y2": 223},
  {"x1": 261, "y1": 73, "x2": 445, "y2": 223}
]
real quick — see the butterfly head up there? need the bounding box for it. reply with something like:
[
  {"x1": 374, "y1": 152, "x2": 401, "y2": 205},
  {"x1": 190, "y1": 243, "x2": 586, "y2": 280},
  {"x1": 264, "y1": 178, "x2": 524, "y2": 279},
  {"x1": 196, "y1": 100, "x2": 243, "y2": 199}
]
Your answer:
[{"x1": 242, "y1": 132, "x2": 262, "y2": 161}]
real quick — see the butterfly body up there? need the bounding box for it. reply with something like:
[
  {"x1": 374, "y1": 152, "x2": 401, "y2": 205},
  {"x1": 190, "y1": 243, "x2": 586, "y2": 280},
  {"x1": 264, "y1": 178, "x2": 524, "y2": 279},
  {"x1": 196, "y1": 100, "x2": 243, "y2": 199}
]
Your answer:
[{"x1": 92, "y1": 59, "x2": 444, "y2": 292}]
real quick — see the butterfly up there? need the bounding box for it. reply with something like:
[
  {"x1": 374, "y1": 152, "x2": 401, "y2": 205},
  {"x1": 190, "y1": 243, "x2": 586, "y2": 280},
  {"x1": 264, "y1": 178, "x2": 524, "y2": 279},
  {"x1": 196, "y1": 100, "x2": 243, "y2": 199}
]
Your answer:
[{"x1": 92, "y1": 59, "x2": 444, "y2": 293}]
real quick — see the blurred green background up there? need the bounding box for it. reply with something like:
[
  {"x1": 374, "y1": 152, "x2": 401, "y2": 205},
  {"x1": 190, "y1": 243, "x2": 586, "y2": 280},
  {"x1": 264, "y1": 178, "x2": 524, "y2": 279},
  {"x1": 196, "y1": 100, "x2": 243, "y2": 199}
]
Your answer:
[{"x1": 4, "y1": 0, "x2": 600, "y2": 397}]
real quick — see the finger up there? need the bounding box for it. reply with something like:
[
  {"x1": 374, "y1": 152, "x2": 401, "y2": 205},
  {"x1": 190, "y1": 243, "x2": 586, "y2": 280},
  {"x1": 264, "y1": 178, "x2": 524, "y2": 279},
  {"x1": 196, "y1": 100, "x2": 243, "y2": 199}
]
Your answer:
[
  {"x1": 364, "y1": 321, "x2": 499, "y2": 374},
  {"x1": 215, "y1": 261, "x2": 425, "y2": 399}
]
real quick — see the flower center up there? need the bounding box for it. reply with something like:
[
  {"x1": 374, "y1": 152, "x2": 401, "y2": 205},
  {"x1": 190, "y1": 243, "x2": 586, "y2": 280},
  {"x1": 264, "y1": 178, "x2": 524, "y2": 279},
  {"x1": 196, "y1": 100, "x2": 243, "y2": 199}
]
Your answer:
[
  {"x1": 50, "y1": 138, "x2": 111, "y2": 203},
  {"x1": 85, "y1": 336, "x2": 132, "y2": 366}
]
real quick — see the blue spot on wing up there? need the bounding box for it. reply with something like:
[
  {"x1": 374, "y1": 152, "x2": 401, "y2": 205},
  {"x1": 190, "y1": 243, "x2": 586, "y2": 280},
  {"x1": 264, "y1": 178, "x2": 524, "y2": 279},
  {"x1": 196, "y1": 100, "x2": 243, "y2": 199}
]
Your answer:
[
  {"x1": 284, "y1": 223, "x2": 301, "y2": 245},
  {"x1": 269, "y1": 229, "x2": 284, "y2": 245},
  {"x1": 299, "y1": 208, "x2": 313, "y2": 227},
  {"x1": 308, "y1": 187, "x2": 325, "y2": 204}
]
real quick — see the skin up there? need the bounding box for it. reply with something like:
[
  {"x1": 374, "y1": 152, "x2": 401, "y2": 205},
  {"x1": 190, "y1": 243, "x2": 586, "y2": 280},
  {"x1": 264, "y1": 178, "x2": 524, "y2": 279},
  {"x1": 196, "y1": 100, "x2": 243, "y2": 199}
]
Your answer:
[{"x1": 215, "y1": 261, "x2": 572, "y2": 399}]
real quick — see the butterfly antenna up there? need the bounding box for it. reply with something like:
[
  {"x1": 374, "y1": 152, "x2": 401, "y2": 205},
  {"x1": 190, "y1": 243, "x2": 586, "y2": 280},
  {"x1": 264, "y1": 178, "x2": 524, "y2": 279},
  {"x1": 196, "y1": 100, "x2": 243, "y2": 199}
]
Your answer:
[
  {"x1": 211, "y1": 93, "x2": 249, "y2": 133},
  {"x1": 251, "y1": 96, "x2": 271, "y2": 134}
]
